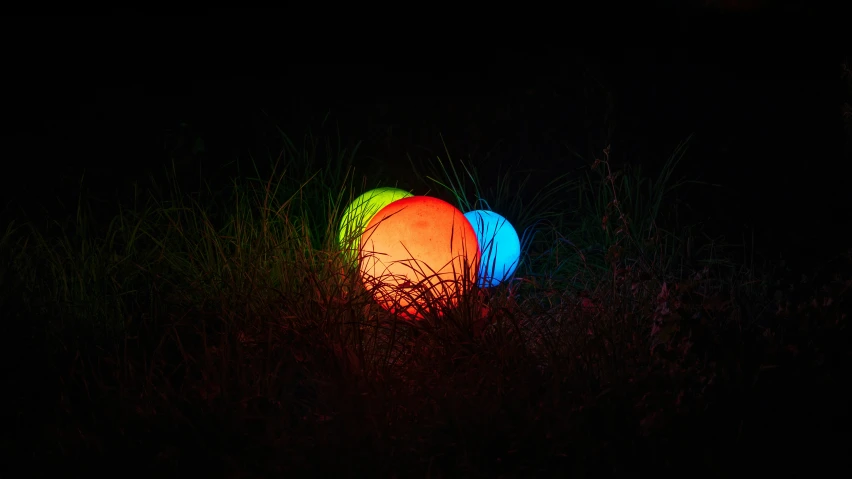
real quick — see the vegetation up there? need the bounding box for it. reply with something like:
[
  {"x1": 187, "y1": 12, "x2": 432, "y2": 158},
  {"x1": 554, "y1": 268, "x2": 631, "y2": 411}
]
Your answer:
[{"x1": 1, "y1": 127, "x2": 849, "y2": 477}]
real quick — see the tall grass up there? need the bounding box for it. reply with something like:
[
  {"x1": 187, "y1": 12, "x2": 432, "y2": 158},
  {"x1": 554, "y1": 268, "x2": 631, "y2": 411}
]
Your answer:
[{"x1": 1, "y1": 129, "x2": 849, "y2": 476}]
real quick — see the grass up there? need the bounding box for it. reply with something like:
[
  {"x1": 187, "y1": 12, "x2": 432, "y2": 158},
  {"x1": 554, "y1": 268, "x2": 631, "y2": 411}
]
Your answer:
[{"x1": 1, "y1": 127, "x2": 850, "y2": 477}]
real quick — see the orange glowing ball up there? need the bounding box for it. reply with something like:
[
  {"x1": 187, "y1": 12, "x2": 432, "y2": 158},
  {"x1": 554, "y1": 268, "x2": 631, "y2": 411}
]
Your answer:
[{"x1": 359, "y1": 196, "x2": 481, "y2": 320}]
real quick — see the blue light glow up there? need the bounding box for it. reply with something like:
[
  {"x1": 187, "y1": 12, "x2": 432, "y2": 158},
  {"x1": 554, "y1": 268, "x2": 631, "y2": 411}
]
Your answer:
[{"x1": 463, "y1": 210, "x2": 521, "y2": 287}]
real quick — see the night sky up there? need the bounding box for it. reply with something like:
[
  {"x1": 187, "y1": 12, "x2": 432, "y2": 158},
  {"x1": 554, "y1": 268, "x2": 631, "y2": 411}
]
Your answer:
[{"x1": 1, "y1": 7, "x2": 845, "y2": 273}]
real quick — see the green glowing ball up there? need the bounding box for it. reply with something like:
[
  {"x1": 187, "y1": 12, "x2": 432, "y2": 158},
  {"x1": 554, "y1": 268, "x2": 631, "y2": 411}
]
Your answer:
[{"x1": 338, "y1": 187, "x2": 413, "y2": 264}]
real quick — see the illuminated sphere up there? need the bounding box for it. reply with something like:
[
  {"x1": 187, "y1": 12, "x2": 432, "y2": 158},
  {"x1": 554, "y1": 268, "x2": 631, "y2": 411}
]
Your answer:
[
  {"x1": 359, "y1": 196, "x2": 481, "y2": 320},
  {"x1": 464, "y1": 209, "x2": 521, "y2": 287},
  {"x1": 338, "y1": 187, "x2": 412, "y2": 265}
]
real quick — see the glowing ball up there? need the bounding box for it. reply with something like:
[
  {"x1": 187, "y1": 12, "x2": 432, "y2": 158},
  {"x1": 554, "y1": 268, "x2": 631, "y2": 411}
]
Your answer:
[
  {"x1": 338, "y1": 187, "x2": 413, "y2": 265},
  {"x1": 464, "y1": 210, "x2": 521, "y2": 287},
  {"x1": 359, "y1": 196, "x2": 481, "y2": 320}
]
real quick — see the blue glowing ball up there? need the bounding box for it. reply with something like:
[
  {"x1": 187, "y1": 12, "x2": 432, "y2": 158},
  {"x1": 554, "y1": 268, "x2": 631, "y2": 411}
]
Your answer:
[{"x1": 463, "y1": 210, "x2": 521, "y2": 287}]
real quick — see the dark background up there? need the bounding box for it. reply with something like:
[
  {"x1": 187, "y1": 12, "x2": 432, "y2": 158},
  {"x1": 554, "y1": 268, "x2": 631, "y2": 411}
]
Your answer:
[{"x1": 1, "y1": 6, "x2": 846, "y2": 274}]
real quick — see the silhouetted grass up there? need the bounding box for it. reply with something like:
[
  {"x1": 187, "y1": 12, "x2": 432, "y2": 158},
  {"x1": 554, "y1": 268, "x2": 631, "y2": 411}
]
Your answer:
[{"x1": 1, "y1": 129, "x2": 849, "y2": 477}]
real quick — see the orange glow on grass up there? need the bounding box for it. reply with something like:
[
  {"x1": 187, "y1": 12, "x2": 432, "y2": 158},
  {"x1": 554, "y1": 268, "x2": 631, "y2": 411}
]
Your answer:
[{"x1": 359, "y1": 196, "x2": 481, "y2": 320}]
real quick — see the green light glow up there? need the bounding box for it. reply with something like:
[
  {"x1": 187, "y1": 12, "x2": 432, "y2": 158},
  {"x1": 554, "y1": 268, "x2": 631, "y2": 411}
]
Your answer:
[{"x1": 338, "y1": 187, "x2": 413, "y2": 265}]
